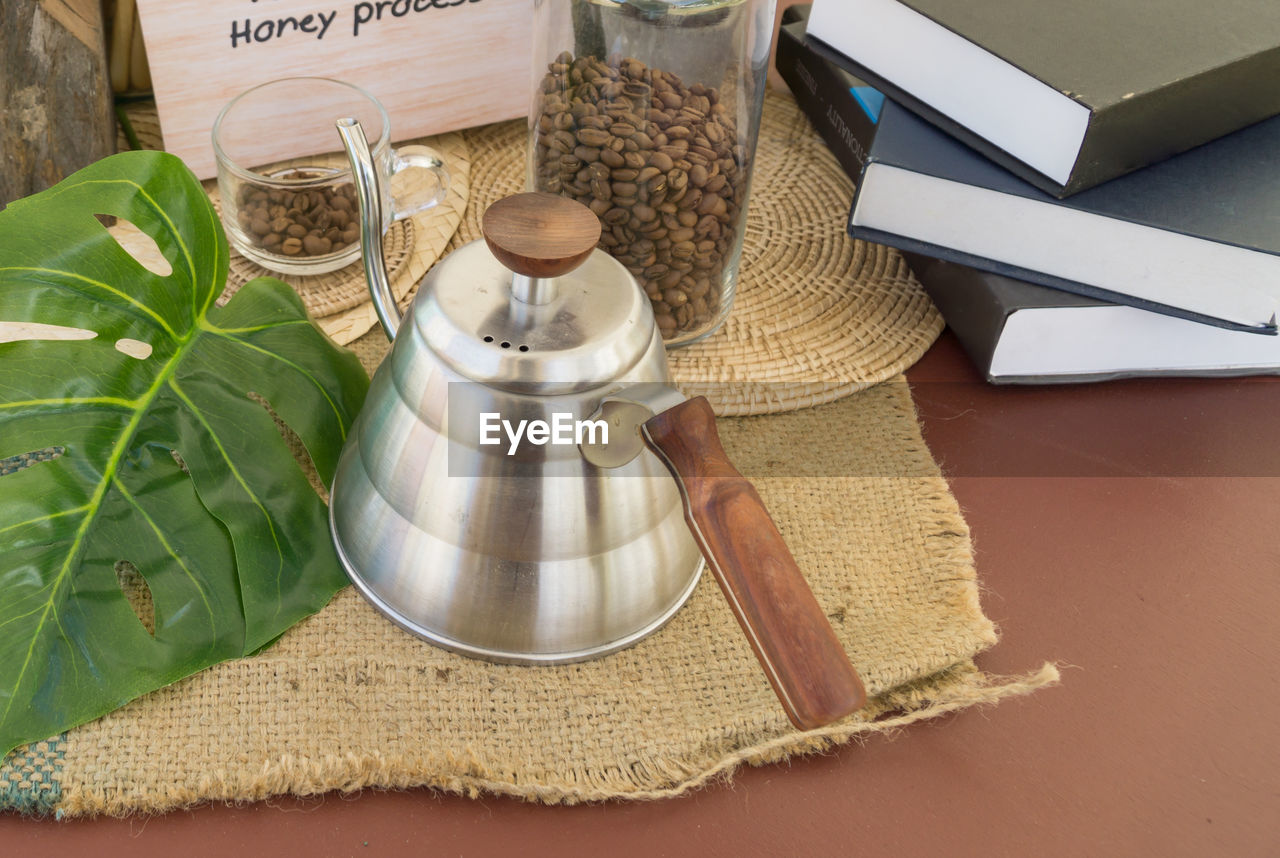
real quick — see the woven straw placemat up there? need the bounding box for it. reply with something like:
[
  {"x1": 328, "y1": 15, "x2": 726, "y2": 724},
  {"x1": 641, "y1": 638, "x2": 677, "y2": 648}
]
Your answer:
[{"x1": 447, "y1": 89, "x2": 943, "y2": 416}]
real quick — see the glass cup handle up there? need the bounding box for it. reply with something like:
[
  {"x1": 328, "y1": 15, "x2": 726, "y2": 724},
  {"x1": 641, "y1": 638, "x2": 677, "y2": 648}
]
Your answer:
[{"x1": 388, "y1": 145, "x2": 451, "y2": 221}]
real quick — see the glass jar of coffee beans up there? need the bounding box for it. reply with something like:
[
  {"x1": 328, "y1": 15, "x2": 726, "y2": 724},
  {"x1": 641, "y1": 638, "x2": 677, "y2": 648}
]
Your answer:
[{"x1": 528, "y1": 0, "x2": 776, "y2": 346}]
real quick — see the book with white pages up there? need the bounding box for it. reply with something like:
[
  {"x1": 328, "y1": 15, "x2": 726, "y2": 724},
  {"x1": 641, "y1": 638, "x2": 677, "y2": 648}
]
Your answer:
[
  {"x1": 906, "y1": 255, "x2": 1280, "y2": 384},
  {"x1": 847, "y1": 98, "x2": 1280, "y2": 335},
  {"x1": 806, "y1": 0, "x2": 1280, "y2": 197}
]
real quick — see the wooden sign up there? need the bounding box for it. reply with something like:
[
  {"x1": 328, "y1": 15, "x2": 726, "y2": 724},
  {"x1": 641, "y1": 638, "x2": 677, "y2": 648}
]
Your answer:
[{"x1": 134, "y1": 0, "x2": 531, "y2": 179}]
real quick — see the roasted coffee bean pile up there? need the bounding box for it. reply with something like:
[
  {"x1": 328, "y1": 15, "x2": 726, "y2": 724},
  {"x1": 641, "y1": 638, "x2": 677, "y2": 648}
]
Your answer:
[
  {"x1": 235, "y1": 172, "x2": 360, "y2": 258},
  {"x1": 532, "y1": 52, "x2": 748, "y2": 339}
]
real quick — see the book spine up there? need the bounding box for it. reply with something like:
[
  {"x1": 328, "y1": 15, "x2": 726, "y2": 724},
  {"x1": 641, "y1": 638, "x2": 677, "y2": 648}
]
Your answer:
[
  {"x1": 900, "y1": 253, "x2": 1009, "y2": 382},
  {"x1": 775, "y1": 23, "x2": 879, "y2": 184}
]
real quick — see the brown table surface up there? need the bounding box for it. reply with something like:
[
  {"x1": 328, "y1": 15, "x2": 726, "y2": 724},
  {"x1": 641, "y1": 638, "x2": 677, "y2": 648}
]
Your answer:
[{"x1": 3, "y1": 331, "x2": 1278, "y2": 857}]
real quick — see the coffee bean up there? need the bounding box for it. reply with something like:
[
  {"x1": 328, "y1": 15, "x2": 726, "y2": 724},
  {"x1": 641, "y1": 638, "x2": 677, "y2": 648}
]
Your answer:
[
  {"x1": 648, "y1": 151, "x2": 674, "y2": 172},
  {"x1": 303, "y1": 234, "x2": 331, "y2": 255},
  {"x1": 234, "y1": 173, "x2": 360, "y2": 260},
  {"x1": 533, "y1": 53, "x2": 751, "y2": 339},
  {"x1": 658, "y1": 91, "x2": 683, "y2": 110},
  {"x1": 663, "y1": 288, "x2": 688, "y2": 307},
  {"x1": 576, "y1": 127, "x2": 612, "y2": 147},
  {"x1": 603, "y1": 207, "x2": 630, "y2": 226}
]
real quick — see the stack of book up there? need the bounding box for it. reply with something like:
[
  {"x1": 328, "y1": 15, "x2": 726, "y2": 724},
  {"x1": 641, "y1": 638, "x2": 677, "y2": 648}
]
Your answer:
[{"x1": 777, "y1": 3, "x2": 1280, "y2": 383}]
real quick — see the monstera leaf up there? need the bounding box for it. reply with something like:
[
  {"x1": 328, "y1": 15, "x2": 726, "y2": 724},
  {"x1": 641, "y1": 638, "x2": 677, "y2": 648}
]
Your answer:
[{"x1": 0, "y1": 151, "x2": 369, "y2": 759}]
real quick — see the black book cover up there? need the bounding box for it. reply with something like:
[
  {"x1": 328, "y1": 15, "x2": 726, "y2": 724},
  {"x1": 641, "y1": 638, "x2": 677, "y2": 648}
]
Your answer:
[
  {"x1": 807, "y1": 0, "x2": 1280, "y2": 197},
  {"x1": 849, "y1": 97, "x2": 1280, "y2": 333}
]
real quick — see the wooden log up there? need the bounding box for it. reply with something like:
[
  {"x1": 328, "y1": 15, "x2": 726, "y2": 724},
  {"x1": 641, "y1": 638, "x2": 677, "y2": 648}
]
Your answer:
[{"x1": 1, "y1": 0, "x2": 115, "y2": 207}]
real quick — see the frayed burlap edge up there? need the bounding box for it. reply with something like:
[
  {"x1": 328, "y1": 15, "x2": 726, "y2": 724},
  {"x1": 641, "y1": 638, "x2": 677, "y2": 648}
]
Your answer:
[{"x1": 43, "y1": 663, "x2": 1057, "y2": 817}]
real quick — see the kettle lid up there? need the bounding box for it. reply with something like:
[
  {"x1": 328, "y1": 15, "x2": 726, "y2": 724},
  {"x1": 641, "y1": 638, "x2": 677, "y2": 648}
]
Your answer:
[{"x1": 411, "y1": 193, "x2": 661, "y2": 393}]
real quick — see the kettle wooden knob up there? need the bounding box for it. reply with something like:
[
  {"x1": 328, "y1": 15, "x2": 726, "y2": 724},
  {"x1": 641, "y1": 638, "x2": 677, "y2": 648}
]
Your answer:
[{"x1": 482, "y1": 192, "x2": 601, "y2": 279}]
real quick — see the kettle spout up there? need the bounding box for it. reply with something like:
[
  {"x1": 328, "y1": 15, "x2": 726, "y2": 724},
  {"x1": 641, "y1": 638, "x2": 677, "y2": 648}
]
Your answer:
[{"x1": 336, "y1": 117, "x2": 401, "y2": 340}]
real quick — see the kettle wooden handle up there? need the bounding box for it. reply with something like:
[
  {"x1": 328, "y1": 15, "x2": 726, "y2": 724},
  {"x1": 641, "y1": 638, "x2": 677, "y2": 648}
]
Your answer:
[{"x1": 642, "y1": 397, "x2": 866, "y2": 730}]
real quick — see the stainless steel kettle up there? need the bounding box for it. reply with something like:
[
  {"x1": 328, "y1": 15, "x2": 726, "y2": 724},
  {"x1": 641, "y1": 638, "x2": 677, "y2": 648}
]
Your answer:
[{"x1": 332, "y1": 120, "x2": 864, "y2": 729}]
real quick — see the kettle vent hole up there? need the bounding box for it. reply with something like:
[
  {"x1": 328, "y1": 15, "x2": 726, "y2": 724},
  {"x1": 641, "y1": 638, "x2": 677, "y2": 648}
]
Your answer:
[
  {"x1": 500, "y1": 341, "x2": 511, "y2": 349},
  {"x1": 518, "y1": 345, "x2": 530, "y2": 352},
  {"x1": 483, "y1": 335, "x2": 494, "y2": 343}
]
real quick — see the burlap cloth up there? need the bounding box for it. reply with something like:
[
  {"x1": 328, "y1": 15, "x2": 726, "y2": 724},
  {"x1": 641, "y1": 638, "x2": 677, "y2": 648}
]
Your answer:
[
  {"x1": 0, "y1": 366, "x2": 1057, "y2": 816},
  {"x1": 0, "y1": 92, "x2": 1056, "y2": 818}
]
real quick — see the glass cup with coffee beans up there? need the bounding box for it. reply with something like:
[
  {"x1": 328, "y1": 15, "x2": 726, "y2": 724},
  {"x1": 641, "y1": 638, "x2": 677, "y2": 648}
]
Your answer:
[
  {"x1": 214, "y1": 78, "x2": 449, "y2": 276},
  {"x1": 529, "y1": 0, "x2": 775, "y2": 346}
]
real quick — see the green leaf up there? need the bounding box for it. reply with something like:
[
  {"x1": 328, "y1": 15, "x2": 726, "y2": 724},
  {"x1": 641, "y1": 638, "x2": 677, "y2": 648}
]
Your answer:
[{"x1": 0, "y1": 151, "x2": 369, "y2": 759}]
